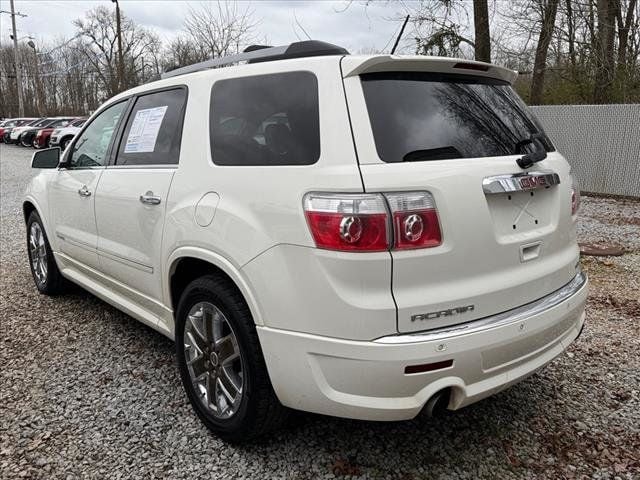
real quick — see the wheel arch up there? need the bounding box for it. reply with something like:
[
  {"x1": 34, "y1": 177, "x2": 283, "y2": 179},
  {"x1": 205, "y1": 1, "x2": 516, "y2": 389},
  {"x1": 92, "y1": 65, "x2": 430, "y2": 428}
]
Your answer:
[
  {"x1": 23, "y1": 200, "x2": 37, "y2": 224},
  {"x1": 22, "y1": 197, "x2": 56, "y2": 249},
  {"x1": 166, "y1": 247, "x2": 264, "y2": 326},
  {"x1": 60, "y1": 134, "x2": 74, "y2": 146}
]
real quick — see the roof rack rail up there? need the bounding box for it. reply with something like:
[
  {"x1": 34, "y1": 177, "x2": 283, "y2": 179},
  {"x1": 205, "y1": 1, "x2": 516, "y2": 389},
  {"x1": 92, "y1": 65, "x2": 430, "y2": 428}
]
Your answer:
[{"x1": 161, "y1": 40, "x2": 348, "y2": 79}]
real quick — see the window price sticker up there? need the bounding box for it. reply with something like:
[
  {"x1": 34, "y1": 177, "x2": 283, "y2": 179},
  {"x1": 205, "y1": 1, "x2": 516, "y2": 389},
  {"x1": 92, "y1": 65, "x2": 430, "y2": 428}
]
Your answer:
[{"x1": 124, "y1": 105, "x2": 168, "y2": 153}]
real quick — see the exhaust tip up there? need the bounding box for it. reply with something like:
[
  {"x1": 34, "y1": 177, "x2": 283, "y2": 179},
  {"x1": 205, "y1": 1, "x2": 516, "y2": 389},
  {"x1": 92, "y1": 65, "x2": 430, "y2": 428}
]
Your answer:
[{"x1": 423, "y1": 388, "x2": 451, "y2": 418}]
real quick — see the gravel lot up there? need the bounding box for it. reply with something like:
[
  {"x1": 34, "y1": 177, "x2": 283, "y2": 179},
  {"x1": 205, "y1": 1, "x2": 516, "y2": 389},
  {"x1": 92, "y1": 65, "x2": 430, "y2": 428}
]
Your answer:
[{"x1": 1, "y1": 143, "x2": 638, "y2": 479}]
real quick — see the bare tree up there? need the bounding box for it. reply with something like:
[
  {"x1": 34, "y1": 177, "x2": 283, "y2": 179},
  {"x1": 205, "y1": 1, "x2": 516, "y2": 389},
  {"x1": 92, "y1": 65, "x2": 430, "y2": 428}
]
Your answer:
[
  {"x1": 594, "y1": 0, "x2": 618, "y2": 102},
  {"x1": 183, "y1": 1, "x2": 257, "y2": 59},
  {"x1": 163, "y1": 35, "x2": 208, "y2": 72},
  {"x1": 411, "y1": 1, "x2": 475, "y2": 58},
  {"x1": 473, "y1": 0, "x2": 491, "y2": 62},
  {"x1": 530, "y1": 0, "x2": 561, "y2": 104},
  {"x1": 74, "y1": 6, "x2": 159, "y2": 97}
]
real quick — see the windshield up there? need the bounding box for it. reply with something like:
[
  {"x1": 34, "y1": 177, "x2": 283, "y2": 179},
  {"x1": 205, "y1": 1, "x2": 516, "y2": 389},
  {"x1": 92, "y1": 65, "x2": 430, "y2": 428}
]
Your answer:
[
  {"x1": 361, "y1": 72, "x2": 554, "y2": 163},
  {"x1": 29, "y1": 119, "x2": 49, "y2": 128},
  {"x1": 50, "y1": 119, "x2": 70, "y2": 128}
]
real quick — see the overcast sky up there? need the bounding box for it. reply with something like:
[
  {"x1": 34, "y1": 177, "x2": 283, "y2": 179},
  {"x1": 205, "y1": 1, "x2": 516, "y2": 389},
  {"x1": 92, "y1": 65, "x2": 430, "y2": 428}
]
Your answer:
[{"x1": 0, "y1": 1, "x2": 418, "y2": 54}]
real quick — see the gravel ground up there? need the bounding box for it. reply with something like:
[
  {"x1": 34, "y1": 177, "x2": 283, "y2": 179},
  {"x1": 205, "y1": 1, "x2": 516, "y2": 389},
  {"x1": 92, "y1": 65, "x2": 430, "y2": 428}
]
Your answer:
[{"x1": 1, "y1": 143, "x2": 639, "y2": 479}]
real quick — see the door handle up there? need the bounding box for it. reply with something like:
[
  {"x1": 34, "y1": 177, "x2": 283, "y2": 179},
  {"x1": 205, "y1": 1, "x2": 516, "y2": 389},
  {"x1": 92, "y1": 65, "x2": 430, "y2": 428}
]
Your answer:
[
  {"x1": 139, "y1": 191, "x2": 161, "y2": 205},
  {"x1": 78, "y1": 185, "x2": 91, "y2": 197}
]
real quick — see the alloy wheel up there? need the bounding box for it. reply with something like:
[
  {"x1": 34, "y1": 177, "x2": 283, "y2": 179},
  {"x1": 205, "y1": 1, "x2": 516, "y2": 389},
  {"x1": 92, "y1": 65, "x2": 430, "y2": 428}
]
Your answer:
[
  {"x1": 183, "y1": 302, "x2": 244, "y2": 419},
  {"x1": 29, "y1": 222, "x2": 48, "y2": 285}
]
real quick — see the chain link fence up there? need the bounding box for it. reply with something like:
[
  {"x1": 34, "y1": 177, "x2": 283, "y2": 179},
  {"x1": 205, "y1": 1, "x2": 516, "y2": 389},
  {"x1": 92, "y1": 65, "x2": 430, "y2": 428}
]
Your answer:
[{"x1": 530, "y1": 104, "x2": 640, "y2": 197}]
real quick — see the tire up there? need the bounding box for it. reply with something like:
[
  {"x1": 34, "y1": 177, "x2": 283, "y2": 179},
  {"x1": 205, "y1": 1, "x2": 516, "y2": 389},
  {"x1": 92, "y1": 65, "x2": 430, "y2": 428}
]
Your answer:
[
  {"x1": 60, "y1": 137, "x2": 72, "y2": 151},
  {"x1": 32, "y1": 137, "x2": 40, "y2": 149},
  {"x1": 26, "y1": 211, "x2": 67, "y2": 295},
  {"x1": 20, "y1": 134, "x2": 31, "y2": 147},
  {"x1": 175, "y1": 275, "x2": 287, "y2": 442}
]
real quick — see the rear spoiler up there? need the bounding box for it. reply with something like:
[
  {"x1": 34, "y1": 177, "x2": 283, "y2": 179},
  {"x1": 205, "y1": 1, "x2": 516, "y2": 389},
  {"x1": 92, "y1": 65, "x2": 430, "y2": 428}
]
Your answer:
[{"x1": 341, "y1": 55, "x2": 518, "y2": 85}]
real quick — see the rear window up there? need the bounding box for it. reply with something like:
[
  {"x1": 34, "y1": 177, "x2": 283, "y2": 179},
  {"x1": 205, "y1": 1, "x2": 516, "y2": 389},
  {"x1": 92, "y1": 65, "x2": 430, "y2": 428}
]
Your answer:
[
  {"x1": 210, "y1": 71, "x2": 320, "y2": 166},
  {"x1": 361, "y1": 72, "x2": 554, "y2": 163}
]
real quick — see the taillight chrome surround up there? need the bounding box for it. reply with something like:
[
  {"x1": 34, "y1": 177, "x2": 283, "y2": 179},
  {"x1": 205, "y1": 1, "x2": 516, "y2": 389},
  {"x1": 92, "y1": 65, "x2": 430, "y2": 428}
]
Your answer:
[{"x1": 303, "y1": 191, "x2": 442, "y2": 252}]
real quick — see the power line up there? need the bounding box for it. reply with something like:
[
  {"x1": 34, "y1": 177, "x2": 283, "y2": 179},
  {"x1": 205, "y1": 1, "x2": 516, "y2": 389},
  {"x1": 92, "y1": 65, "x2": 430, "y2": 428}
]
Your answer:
[{"x1": 36, "y1": 33, "x2": 82, "y2": 57}]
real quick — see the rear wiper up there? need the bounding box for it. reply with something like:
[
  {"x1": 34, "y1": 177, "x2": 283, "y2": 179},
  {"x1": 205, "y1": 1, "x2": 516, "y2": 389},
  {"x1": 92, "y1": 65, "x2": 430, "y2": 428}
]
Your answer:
[
  {"x1": 403, "y1": 146, "x2": 462, "y2": 162},
  {"x1": 515, "y1": 133, "x2": 547, "y2": 169}
]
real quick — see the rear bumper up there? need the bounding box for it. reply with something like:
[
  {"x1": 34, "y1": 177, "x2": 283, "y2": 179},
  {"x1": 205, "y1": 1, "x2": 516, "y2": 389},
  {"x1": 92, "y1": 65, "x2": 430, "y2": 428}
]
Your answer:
[{"x1": 258, "y1": 272, "x2": 588, "y2": 421}]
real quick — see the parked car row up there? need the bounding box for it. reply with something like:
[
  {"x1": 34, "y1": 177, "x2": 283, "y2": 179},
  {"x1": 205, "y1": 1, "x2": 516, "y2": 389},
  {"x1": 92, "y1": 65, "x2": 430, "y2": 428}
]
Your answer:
[{"x1": 0, "y1": 116, "x2": 87, "y2": 150}]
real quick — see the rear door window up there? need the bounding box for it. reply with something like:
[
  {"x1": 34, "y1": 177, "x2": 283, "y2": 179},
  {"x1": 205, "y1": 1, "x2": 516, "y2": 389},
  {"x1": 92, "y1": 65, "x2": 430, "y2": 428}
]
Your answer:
[
  {"x1": 210, "y1": 71, "x2": 320, "y2": 166},
  {"x1": 360, "y1": 72, "x2": 554, "y2": 163},
  {"x1": 115, "y1": 88, "x2": 187, "y2": 166}
]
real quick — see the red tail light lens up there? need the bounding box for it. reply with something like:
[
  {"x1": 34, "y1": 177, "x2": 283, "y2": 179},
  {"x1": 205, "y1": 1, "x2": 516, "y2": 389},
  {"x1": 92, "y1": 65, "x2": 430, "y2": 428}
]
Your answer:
[
  {"x1": 304, "y1": 192, "x2": 442, "y2": 252},
  {"x1": 385, "y1": 192, "x2": 442, "y2": 249},
  {"x1": 303, "y1": 193, "x2": 389, "y2": 251}
]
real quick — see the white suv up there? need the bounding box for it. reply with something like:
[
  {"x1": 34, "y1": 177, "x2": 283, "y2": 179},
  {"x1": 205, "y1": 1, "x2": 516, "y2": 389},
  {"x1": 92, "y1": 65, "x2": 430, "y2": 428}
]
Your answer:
[
  {"x1": 49, "y1": 118, "x2": 87, "y2": 151},
  {"x1": 24, "y1": 41, "x2": 587, "y2": 442}
]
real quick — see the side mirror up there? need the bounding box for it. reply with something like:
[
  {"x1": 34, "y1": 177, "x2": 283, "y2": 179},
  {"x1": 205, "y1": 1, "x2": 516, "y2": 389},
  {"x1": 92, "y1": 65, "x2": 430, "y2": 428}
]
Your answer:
[{"x1": 31, "y1": 147, "x2": 61, "y2": 169}]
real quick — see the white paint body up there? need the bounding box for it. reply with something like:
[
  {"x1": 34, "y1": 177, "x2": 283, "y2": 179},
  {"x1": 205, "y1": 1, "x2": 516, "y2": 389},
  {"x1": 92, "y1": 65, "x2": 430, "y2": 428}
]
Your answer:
[
  {"x1": 23, "y1": 54, "x2": 587, "y2": 420},
  {"x1": 49, "y1": 124, "x2": 82, "y2": 149}
]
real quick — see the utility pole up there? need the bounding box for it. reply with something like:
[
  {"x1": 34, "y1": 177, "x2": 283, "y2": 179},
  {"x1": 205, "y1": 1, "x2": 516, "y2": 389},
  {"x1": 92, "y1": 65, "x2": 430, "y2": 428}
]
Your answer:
[
  {"x1": 28, "y1": 41, "x2": 44, "y2": 116},
  {"x1": 112, "y1": 0, "x2": 125, "y2": 92},
  {"x1": 7, "y1": 0, "x2": 26, "y2": 116}
]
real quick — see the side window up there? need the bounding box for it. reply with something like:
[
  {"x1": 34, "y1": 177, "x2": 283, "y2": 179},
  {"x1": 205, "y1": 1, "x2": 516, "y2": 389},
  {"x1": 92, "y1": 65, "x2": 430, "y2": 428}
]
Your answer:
[
  {"x1": 69, "y1": 101, "x2": 127, "y2": 168},
  {"x1": 115, "y1": 88, "x2": 187, "y2": 166},
  {"x1": 210, "y1": 71, "x2": 320, "y2": 166}
]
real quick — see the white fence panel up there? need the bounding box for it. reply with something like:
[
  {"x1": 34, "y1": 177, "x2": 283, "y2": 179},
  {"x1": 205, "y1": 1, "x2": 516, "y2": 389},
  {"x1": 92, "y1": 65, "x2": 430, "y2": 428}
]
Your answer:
[{"x1": 530, "y1": 104, "x2": 640, "y2": 197}]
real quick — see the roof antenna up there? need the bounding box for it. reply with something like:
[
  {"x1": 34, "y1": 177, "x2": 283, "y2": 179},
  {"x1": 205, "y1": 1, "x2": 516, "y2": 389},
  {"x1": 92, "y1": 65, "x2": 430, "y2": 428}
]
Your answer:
[{"x1": 390, "y1": 15, "x2": 410, "y2": 55}]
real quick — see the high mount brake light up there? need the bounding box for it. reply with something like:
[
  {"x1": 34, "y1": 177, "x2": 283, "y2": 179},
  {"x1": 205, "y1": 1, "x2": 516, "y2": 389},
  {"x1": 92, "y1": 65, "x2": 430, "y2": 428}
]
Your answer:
[{"x1": 303, "y1": 192, "x2": 442, "y2": 252}]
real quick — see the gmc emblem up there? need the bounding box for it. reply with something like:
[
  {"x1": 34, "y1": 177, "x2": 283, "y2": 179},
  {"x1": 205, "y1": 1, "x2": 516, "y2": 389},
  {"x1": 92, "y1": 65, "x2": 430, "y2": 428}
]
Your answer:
[{"x1": 520, "y1": 175, "x2": 547, "y2": 189}]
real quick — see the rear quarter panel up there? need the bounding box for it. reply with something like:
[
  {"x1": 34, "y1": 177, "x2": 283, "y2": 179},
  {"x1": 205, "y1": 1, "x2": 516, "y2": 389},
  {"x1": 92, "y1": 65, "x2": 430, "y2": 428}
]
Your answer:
[{"x1": 161, "y1": 57, "x2": 395, "y2": 338}]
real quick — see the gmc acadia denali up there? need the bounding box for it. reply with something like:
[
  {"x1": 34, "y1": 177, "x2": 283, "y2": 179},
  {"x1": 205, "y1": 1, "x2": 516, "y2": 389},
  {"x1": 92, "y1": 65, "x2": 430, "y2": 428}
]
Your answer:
[{"x1": 24, "y1": 41, "x2": 588, "y2": 441}]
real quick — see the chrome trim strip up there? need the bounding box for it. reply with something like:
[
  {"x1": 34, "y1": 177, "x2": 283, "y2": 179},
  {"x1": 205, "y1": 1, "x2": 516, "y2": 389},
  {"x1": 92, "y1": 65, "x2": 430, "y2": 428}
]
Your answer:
[
  {"x1": 97, "y1": 248, "x2": 154, "y2": 274},
  {"x1": 105, "y1": 165, "x2": 178, "y2": 170},
  {"x1": 482, "y1": 170, "x2": 561, "y2": 194},
  {"x1": 375, "y1": 271, "x2": 587, "y2": 344},
  {"x1": 55, "y1": 232, "x2": 95, "y2": 253}
]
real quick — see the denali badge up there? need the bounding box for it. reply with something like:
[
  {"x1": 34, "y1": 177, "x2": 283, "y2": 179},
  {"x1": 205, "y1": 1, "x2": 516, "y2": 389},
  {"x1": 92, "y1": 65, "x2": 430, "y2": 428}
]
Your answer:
[{"x1": 411, "y1": 305, "x2": 475, "y2": 322}]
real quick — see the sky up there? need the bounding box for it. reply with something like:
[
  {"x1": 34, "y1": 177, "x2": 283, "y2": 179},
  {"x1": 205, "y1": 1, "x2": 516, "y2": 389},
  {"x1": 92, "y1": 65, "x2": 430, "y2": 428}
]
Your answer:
[{"x1": 0, "y1": 0, "x2": 419, "y2": 55}]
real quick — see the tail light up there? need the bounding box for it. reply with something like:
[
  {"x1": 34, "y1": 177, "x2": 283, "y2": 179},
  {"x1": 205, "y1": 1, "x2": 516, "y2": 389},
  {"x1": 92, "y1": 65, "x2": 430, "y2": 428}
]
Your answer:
[
  {"x1": 303, "y1": 191, "x2": 442, "y2": 252},
  {"x1": 303, "y1": 193, "x2": 389, "y2": 251},
  {"x1": 385, "y1": 192, "x2": 442, "y2": 249},
  {"x1": 570, "y1": 175, "x2": 580, "y2": 215}
]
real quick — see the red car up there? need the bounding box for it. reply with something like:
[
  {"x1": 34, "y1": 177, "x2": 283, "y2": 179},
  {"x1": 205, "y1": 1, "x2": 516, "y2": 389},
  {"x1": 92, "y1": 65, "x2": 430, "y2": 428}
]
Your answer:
[
  {"x1": 33, "y1": 118, "x2": 81, "y2": 149},
  {"x1": 0, "y1": 118, "x2": 37, "y2": 143}
]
